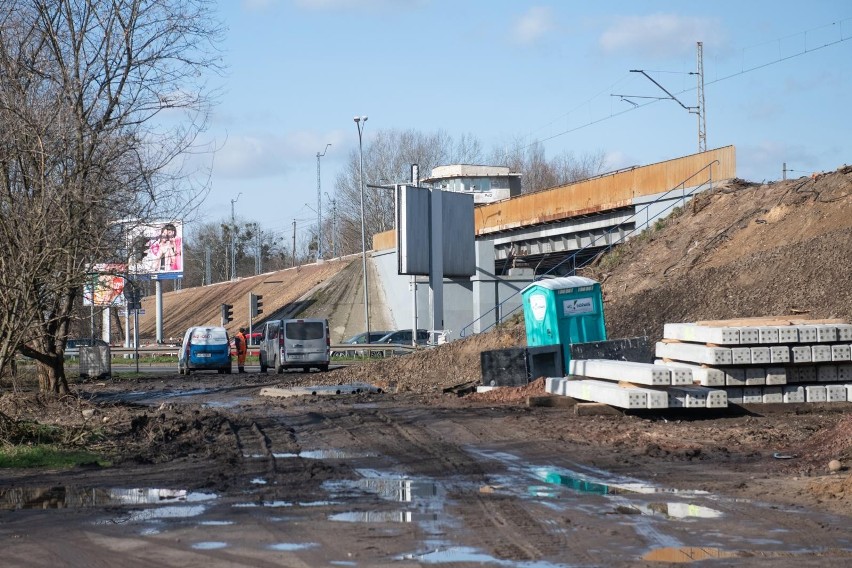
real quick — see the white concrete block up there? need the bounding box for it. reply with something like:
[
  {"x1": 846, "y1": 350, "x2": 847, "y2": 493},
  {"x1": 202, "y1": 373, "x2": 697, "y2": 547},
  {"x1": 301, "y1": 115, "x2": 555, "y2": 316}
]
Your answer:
[
  {"x1": 731, "y1": 347, "x2": 751, "y2": 365},
  {"x1": 745, "y1": 367, "x2": 766, "y2": 386},
  {"x1": 750, "y1": 347, "x2": 771, "y2": 365},
  {"x1": 826, "y1": 384, "x2": 847, "y2": 403},
  {"x1": 783, "y1": 385, "x2": 805, "y2": 403},
  {"x1": 805, "y1": 385, "x2": 826, "y2": 403},
  {"x1": 742, "y1": 387, "x2": 763, "y2": 404},
  {"x1": 724, "y1": 387, "x2": 743, "y2": 404},
  {"x1": 815, "y1": 325, "x2": 838, "y2": 343},
  {"x1": 775, "y1": 326, "x2": 799, "y2": 343},
  {"x1": 762, "y1": 386, "x2": 783, "y2": 404},
  {"x1": 662, "y1": 323, "x2": 740, "y2": 345},
  {"x1": 562, "y1": 379, "x2": 648, "y2": 409},
  {"x1": 655, "y1": 342, "x2": 732, "y2": 365},
  {"x1": 838, "y1": 364, "x2": 852, "y2": 382},
  {"x1": 797, "y1": 326, "x2": 819, "y2": 343},
  {"x1": 817, "y1": 365, "x2": 837, "y2": 383},
  {"x1": 655, "y1": 360, "x2": 726, "y2": 387},
  {"x1": 739, "y1": 327, "x2": 760, "y2": 344},
  {"x1": 791, "y1": 346, "x2": 812, "y2": 363},
  {"x1": 569, "y1": 359, "x2": 673, "y2": 386},
  {"x1": 845, "y1": 384, "x2": 852, "y2": 402},
  {"x1": 757, "y1": 327, "x2": 780, "y2": 344},
  {"x1": 631, "y1": 387, "x2": 669, "y2": 409},
  {"x1": 812, "y1": 345, "x2": 832, "y2": 363},
  {"x1": 545, "y1": 377, "x2": 563, "y2": 394},
  {"x1": 835, "y1": 324, "x2": 852, "y2": 342},
  {"x1": 766, "y1": 367, "x2": 787, "y2": 385},
  {"x1": 725, "y1": 368, "x2": 746, "y2": 386},
  {"x1": 831, "y1": 344, "x2": 851, "y2": 362},
  {"x1": 769, "y1": 346, "x2": 790, "y2": 364},
  {"x1": 666, "y1": 385, "x2": 719, "y2": 408}
]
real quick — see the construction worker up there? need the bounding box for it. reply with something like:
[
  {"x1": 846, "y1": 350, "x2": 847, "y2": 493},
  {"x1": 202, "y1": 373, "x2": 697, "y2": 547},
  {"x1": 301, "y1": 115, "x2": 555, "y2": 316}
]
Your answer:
[{"x1": 235, "y1": 327, "x2": 248, "y2": 373}]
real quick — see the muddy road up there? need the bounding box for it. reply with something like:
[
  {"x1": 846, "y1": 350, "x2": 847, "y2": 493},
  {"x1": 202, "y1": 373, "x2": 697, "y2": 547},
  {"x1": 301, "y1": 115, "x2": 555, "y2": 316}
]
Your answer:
[{"x1": 1, "y1": 371, "x2": 851, "y2": 567}]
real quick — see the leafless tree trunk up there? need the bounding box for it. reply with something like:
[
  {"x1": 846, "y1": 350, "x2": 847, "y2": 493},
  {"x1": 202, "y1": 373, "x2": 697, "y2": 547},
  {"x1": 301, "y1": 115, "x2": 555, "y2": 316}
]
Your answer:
[{"x1": 0, "y1": 0, "x2": 222, "y2": 394}]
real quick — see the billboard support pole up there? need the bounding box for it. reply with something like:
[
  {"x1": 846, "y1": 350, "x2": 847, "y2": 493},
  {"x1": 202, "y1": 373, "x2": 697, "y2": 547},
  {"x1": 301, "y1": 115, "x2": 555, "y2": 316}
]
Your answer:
[{"x1": 155, "y1": 280, "x2": 163, "y2": 343}]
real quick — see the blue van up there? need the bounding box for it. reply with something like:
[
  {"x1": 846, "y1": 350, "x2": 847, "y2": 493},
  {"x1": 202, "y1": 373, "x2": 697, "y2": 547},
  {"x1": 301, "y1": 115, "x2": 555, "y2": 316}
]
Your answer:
[{"x1": 178, "y1": 326, "x2": 232, "y2": 375}]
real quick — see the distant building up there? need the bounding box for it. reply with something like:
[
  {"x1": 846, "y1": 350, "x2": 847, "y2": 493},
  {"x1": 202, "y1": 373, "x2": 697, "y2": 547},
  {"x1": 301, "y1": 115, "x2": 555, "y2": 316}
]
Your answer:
[{"x1": 423, "y1": 164, "x2": 522, "y2": 204}]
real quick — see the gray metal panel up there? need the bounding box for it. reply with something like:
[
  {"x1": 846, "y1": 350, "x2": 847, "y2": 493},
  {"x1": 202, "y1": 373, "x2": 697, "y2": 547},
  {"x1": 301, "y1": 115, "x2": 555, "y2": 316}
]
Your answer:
[
  {"x1": 442, "y1": 191, "x2": 475, "y2": 277},
  {"x1": 396, "y1": 185, "x2": 430, "y2": 275}
]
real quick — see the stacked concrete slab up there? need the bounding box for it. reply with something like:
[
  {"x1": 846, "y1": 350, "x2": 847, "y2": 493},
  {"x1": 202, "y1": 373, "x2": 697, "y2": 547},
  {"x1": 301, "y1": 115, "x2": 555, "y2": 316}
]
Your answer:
[
  {"x1": 536, "y1": 318, "x2": 852, "y2": 410},
  {"x1": 543, "y1": 359, "x2": 728, "y2": 410},
  {"x1": 656, "y1": 319, "x2": 852, "y2": 404}
]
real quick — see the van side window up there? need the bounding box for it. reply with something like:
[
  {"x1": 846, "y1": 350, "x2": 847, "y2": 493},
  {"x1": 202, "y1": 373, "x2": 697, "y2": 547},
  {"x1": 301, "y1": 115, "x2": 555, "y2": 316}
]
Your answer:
[{"x1": 267, "y1": 323, "x2": 279, "y2": 340}]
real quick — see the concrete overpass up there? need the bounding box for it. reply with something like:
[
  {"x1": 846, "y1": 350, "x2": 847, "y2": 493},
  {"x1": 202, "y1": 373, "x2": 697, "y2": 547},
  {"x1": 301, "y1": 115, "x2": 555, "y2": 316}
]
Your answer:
[{"x1": 375, "y1": 146, "x2": 735, "y2": 275}]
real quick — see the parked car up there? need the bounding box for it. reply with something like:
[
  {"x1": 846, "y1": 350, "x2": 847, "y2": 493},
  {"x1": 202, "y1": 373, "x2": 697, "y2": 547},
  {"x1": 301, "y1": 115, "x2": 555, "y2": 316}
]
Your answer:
[
  {"x1": 258, "y1": 318, "x2": 330, "y2": 373},
  {"x1": 64, "y1": 338, "x2": 109, "y2": 358},
  {"x1": 373, "y1": 329, "x2": 431, "y2": 355},
  {"x1": 178, "y1": 326, "x2": 232, "y2": 375},
  {"x1": 332, "y1": 330, "x2": 392, "y2": 358}
]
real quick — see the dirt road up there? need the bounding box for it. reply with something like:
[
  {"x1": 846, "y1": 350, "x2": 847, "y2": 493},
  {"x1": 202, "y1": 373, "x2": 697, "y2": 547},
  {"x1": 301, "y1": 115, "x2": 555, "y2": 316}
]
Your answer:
[{"x1": 1, "y1": 371, "x2": 851, "y2": 567}]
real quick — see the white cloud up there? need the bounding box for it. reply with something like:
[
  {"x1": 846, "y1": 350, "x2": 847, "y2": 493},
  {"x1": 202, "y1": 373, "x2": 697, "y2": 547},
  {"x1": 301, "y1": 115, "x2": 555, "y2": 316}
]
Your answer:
[
  {"x1": 512, "y1": 7, "x2": 554, "y2": 45},
  {"x1": 599, "y1": 13, "x2": 725, "y2": 59},
  {"x1": 213, "y1": 130, "x2": 346, "y2": 179}
]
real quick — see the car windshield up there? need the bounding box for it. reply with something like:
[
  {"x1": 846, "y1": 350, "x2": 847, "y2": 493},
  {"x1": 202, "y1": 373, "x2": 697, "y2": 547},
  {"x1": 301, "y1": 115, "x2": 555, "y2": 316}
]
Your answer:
[{"x1": 190, "y1": 328, "x2": 228, "y2": 344}]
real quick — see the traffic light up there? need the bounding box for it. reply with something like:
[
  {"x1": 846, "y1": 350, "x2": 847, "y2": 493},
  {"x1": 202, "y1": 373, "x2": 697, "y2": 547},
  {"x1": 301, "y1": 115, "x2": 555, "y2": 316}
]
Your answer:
[
  {"x1": 250, "y1": 293, "x2": 263, "y2": 317},
  {"x1": 125, "y1": 285, "x2": 142, "y2": 310},
  {"x1": 221, "y1": 303, "x2": 233, "y2": 323}
]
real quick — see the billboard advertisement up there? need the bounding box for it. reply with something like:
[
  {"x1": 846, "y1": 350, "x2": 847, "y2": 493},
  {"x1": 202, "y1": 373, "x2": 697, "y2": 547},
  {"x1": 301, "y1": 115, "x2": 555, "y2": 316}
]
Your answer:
[
  {"x1": 83, "y1": 264, "x2": 127, "y2": 307},
  {"x1": 128, "y1": 221, "x2": 183, "y2": 279}
]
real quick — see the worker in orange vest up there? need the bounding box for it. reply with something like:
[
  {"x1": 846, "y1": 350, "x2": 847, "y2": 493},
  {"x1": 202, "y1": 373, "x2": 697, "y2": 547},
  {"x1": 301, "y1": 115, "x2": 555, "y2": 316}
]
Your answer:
[{"x1": 235, "y1": 327, "x2": 248, "y2": 373}]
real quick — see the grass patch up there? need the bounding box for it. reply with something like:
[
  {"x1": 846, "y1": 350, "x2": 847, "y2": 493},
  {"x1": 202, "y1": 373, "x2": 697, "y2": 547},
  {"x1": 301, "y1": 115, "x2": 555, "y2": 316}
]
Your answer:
[{"x1": 0, "y1": 445, "x2": 110, "y2": 469}]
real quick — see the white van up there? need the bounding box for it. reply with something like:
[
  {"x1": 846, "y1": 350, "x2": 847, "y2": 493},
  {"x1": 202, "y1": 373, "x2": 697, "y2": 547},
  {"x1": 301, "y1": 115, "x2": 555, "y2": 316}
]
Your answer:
[{"x1": 259, "y1": 318, "x2": 330, "y2": 373}]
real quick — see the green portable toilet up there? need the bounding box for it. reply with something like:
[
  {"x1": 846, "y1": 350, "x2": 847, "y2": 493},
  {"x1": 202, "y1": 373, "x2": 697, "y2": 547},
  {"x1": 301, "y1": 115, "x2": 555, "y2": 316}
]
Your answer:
[{"x1": 521, "y1": 276, "x2": 606, "y2": 369}]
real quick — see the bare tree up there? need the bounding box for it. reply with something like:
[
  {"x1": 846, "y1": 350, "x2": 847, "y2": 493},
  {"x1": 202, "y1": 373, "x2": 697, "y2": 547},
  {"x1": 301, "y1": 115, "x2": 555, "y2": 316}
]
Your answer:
[
  {"x1": 332, "y1": 129, "x2": 482, "y2": 256},
  {"x1": 489, "y1": 138, "x2": 608, "y2": 193},
  {"x1": 0, "y1": 1, "x2": 222, "y2": 393}
]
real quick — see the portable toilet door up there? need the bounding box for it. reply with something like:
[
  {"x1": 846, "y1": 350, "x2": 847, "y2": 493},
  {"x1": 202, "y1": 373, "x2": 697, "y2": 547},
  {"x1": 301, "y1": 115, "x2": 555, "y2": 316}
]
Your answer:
[{"x1": 521, "y1": 276, "x2": 606, "y2": 369}]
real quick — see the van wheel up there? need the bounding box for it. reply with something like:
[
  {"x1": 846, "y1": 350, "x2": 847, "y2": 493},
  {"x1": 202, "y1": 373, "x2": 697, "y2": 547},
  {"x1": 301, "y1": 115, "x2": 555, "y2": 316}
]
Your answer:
[
  {"x1": 185, "y1": 368, "x2": 190, "y2": 376},
  {"x1": 319, "y1": 365, "x2": 329, "y2": 373},
  {"x1": 259, "y1": 359, "x2": 267, "y2": 373},
  {"x1": 303, "y1": 366, "x2": 311, "y2": 373},
  {"x1": 225, "y1": 366, "x2": 232, "y2": 374}
]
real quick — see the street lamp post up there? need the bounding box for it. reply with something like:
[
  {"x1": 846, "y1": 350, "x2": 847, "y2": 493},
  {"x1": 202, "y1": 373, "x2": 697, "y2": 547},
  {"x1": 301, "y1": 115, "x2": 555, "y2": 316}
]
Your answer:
[
  {"x1": 316, "y1": 143, "x2": 331, "y2": 262},
  {"x1": 230, "y1": 193, "x2": 242, "y2": 281},
  {"x1": 354, "y1": 116, "x2": 370, "y2": 338}
]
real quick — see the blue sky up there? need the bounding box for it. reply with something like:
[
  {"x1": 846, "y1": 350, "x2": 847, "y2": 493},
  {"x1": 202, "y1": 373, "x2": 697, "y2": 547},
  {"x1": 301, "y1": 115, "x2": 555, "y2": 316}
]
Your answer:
[{"x1": 196, "y1": 0, "x2": 851, "y2": 244}]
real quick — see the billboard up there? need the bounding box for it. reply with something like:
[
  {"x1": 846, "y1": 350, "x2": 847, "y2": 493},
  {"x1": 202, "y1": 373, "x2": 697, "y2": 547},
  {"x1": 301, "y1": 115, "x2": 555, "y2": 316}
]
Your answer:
[
  {"x1": 128, "y1": 221, "x2": 183, "y2": 278},
  {"x1": 83, "y1": 264, "x2": 127, "y2": 307},
  {"x1": 396, "y1": 185, "x2": 475, "y2": 277}
]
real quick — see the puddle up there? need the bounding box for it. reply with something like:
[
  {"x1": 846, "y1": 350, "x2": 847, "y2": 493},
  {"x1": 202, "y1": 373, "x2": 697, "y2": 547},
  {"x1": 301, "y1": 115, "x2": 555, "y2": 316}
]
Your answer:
[
  {"x1": 268, "y1": 542, "x2": 318, "y2": 551},
  {"x1": 325, "y1": 471, "x2": 455, "y2": 536},
  {"x1": 270, "y1": 449, "x2": 372, "y2": 460},
  {"x1": 534, "y1": 469, "x2": 708, "y2": 497},
  {"x1": 233, "y1": 500, "x2": 292, "y2": 508},
  {"x1": 330, "y1": 511, "x2": 439, "y2": 523},
  {"x1": 399, "y1": 546, "x2": 569, "y2": 567},
  {"x1": 0, "y1": 487, "x2": 215, "y2": 511},
  {"x1": 117, "y1": 504, "x2": 208, "y2": 522},
  {"x1": 191, "y1": 541, "x2": 228, "y2": 550},
  {"x1": 204, "y1": 397, "x2": 251, "y2": 408}
]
